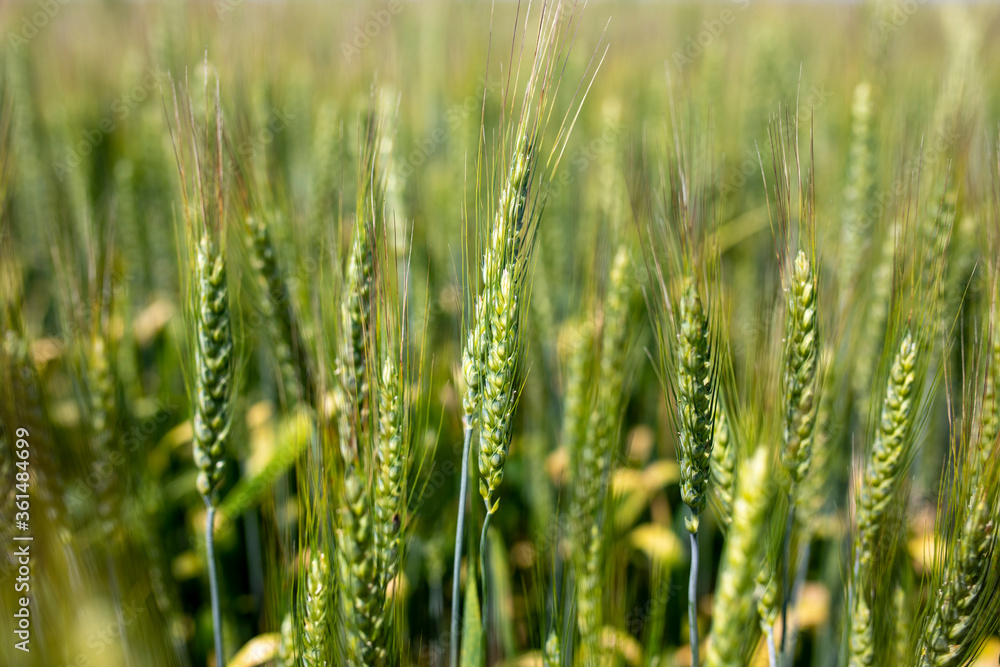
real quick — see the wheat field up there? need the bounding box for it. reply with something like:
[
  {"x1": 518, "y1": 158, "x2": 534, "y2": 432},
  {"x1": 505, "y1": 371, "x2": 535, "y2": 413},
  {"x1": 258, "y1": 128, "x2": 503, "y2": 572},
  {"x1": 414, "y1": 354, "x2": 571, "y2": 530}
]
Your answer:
[{"x1": 1, "y1": 1, "x2": 1000, "y2": 666}]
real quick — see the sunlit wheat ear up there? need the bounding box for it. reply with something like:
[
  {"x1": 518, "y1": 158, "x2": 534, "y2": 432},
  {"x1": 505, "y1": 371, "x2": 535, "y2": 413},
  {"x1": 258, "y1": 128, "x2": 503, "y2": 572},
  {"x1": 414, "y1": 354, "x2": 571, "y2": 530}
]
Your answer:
[
  {"x1": 576, "y1": 522, "x2": 602, "y2": 650},
  {"x1": 563, "y1": 320, "x2": 595, "y2": 482},
  {"x1": 916, "y1": 496, "x2": 998, "y2": 667},
  {"x1": 86, "y1": 333, "x2": 117, "y2": 529},
  {"x1": 337, "y1": 466, "x2": 385, "y2": 666},
  {"x1": 705, "y1": 448, "x2": 773, "y2": 667},
  {"x1": 573, "y1": 246, "x2": 635, "y2": 644},
  {"x1": 302, "y1": 553, "x2": 330, "y2": 666},
  {"x1": 544, "y1": 629, "x2": 562, "y2": 667},
  {"x1": 242, "y1": 214, "x2": 316, "y2": 407},
  {"x1": 855, "y1": 330, "x2": 917, "y2": 566},
  {"x1": 374, "y1": 355, "x2": 404, "y2": 592},
  {"x1": 849, "y1": 593, "x2": 875, "y2": 667},
  {"x1": 343, "y1": 214, "x2": 374, "y2": 426},
  {"x1": 756, "y1": 561, "x2": 779, "y2": 666},
  {"x1": 979, "y1": 294, "x2": 1000, "y2": 458},
  {"x1": 277, "y1": 611, "x2": 296, "y2": 667},
  {"x1": 463, "y1": 139, "x2": 533, "y2": 428},
  {"x1": 192, "y1": 234, "x2": 234, "y2": 501},
  {"x1": 478, "y1": 268, "x2": 519, "y2": 514},
  {"x1": 798, "y1": 351, "x2": 835, "y2": 520},
  {"x1": 710, "y1": 406, "x2": 735, "y2": 526},
  {"x1": 781, "y1": 251, "x2": 819, "y2": 485},
  {"x1": 677, "y1": 278, "x2": 716, "y2": 534},
  {"x1": 839, "y1": 80, "x2": 874, "y2": 299},
  {"x1": 849, "y1": 330, "x2": 919, "y2": 667}
]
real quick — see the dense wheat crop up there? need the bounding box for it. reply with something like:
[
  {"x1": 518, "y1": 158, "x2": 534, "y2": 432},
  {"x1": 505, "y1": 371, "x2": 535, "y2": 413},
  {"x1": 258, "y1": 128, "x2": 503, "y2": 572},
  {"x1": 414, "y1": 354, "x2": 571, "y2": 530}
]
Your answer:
[{"x1": 1, "y1": 1, "x2": 1000, "y2": 666}]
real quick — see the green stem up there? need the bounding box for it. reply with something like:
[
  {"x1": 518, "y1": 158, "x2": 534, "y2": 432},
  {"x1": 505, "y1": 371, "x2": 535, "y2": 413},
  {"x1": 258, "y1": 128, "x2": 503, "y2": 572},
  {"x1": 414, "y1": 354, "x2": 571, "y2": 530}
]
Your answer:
[
  {"x1": 688, "y1": 527, "x2": 700, "y2": 667},
  {"x1": 205, "y1": 502, "x2": 224, "y2": 667},
  {"x1": 480, "y1": 511, "x2": 493, "y2": 640},
  {"x1": 450, "y1": 425, "x2": 474, "y2": 667},
  {"x1": 781, "y1": 503, "x2": 794, "y2": 654}
]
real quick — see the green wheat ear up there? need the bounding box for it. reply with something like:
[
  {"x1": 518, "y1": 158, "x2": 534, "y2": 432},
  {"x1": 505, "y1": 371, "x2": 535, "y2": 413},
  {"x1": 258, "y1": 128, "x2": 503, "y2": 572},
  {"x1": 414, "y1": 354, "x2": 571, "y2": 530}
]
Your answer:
[
  {"x1": 277, "y1": 611, "x2": 297, "y2": 667},
  {"x1": 572, "y1": 245, "x2": 636, "y2": 648},
  {"x1": 677, "y1": 278, "x2": 716, "y2": 534},
  {"x1": 242, "y1": 214, "x2": 316, "y2": 407},
  {"x1": 478, "y1": 267, "x2": 520, "y2": 514},
  {"x1": 705, "y1": 448, "x2": 773, "y2": 667},
  {"x1": 342, "y1": 212, "x2": 374, "y2": 426},
  {"x1": 337, "y1": 465, "x2": 385, "y2": 667},
  {"x1": 856, "y1": 330, "x2": 917, "y2": 565},
  {"x1": 850, "y1": 330, "x2": 919, "y2": 667},
  {"x1": 86, "y1": 333, "x2": 118, "y2": 530},
  {"x1": 710, "y1": 406, "x2": 735, "y2": 526},
  {"x1": 781, "y1": 250, "x2": 819, "y2": 485},
  {"x1": 374, "y1": 355, "x2": 405, "y2": 592},
  {"x1": 192, "y1": 234, "x2": 234, "y2": 501},
  {"x1": 544, "y1": 629, "x2": 562, "y2": 667},
  {"x1": 302, "y1": 552, "x2": 330, "y2": 666}
]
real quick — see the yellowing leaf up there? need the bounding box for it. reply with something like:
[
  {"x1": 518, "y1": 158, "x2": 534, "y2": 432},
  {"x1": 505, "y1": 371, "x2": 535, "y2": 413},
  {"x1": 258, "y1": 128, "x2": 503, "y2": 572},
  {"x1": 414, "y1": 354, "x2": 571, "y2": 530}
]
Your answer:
[
  {"x1": 226, "y1": 633, "x2": 281, "y2": 667},
  {"x1": 629, "y1": 523, "x2": 684, "y2": 567}
]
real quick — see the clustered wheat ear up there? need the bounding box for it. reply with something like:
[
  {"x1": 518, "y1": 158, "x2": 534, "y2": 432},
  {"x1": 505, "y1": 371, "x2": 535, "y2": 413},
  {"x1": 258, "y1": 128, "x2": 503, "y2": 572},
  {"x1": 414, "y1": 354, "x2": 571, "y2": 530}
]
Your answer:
[
  {"x1": 849, "y1": 330, "x2": 918, "y2": 667},
  {"x1": 342, "y1": 214, "x2": 374, "y2": 430},
  {"x1": 839, "y1": 80, "x2": 873, "y2": 298},
  {"x1": 337, "y1": 465, "x2": 385, "y2": 666},
  {"x1": 674, "y1": 275, "x2": 717, "y2": 667},
  {"x1": 705, "y1": 448, "x2": 773, "y2": 667},
  {"x1": 544, "y1": 629, "x2": 562, "y2": 667},
  {"x1": 710, "y1": 406, "x2": 735, "y2": 526},
  {"x1": 277, "y1": 612, "x2": 297, "y2": 667},
  {"x1": 563, "y1": 320, "x2": 595, "y2": 472},
  {"x1": 242, "y1": 214, "x2": 316, "y2": 407},
  {"x1": 478, "y1": 267, "x2": 520, "y2": 514},
  {"x1": 677, "y1": 278, "x2": 716, "y2": 533},
  {"x1": 756, "y1": 562, "x2": 779, "y2": 667},
  {"x1": 855, "y1": 330, "x2": 917, "y2": 563},
  {"x1": 781, "y1": 250, "x2": 819, "y2": 485},
  {"x1": 86, "y1": 333, "x2": 118, "y2": 529},
  {"x1": 190, "y1": 232, "x2": 234, "y2": 667},
  {"x1": 192, "y1": 234, "x2": 234, "y2": 502},
  {"x1": 979, "y1": 293, "x2": 1000, "y2": 456},
  {"x1": 572, "y1": 245, "x2": 635, "y2": 647},
  {"x1": 302, "y1": 552, "x2": 330, "y2": 666},
  {"x1": 916, "y1": 495, "x2": 997, "y2": 667},
  {"x1": 374, "y1": 355, "x2": 404, "y2": 591}
]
